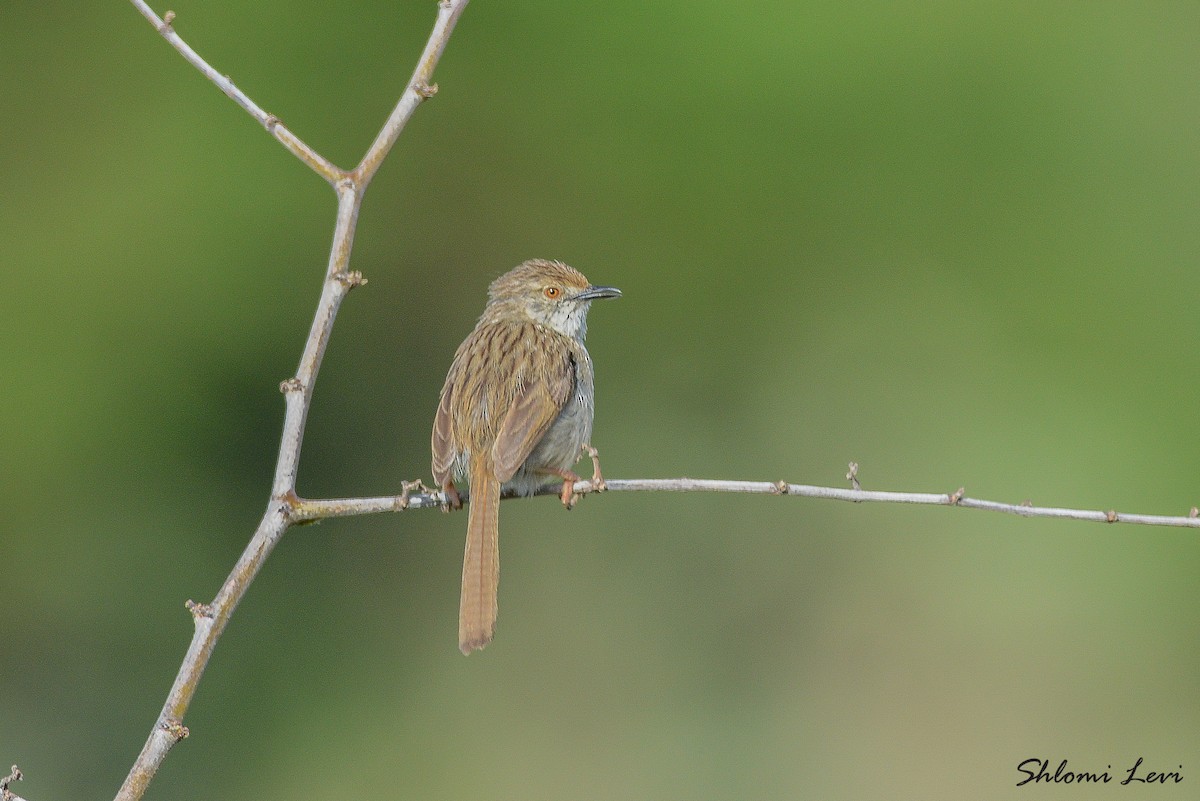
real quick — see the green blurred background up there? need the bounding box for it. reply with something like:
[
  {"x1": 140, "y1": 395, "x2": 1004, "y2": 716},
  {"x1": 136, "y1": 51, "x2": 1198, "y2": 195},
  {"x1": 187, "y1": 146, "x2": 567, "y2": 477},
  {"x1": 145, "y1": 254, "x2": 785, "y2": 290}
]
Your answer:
[{"x1": 3, "y1": 1, "x2": 1199, "y2": 799}]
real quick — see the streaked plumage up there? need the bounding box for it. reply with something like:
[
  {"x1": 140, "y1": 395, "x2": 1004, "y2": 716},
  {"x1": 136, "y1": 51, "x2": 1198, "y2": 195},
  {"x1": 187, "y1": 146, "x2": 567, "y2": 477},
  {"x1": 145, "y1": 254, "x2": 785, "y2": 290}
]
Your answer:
[{"x1": 432, "y1": 259, "x2": 620, "y2": 654}]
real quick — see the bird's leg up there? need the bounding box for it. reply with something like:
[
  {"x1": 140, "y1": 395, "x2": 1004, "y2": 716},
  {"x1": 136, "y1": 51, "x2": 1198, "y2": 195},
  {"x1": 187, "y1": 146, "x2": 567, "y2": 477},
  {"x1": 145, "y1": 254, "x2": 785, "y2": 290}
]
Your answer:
[
  {"x1": 441, "y1": 480, "x2": 462, "y2": 511},
  {"x1": 541, "y1": 445, "x2": 608, "y2": 510},
  {"x1": 558, "y1": 472, "x2": 581, "y2": 509},
  {"x1": 538, "y1": 467, "x2": 583, "y2": 509},
  {"x1": 581, "y1": 443, "x2": 607, "y2": 492}
]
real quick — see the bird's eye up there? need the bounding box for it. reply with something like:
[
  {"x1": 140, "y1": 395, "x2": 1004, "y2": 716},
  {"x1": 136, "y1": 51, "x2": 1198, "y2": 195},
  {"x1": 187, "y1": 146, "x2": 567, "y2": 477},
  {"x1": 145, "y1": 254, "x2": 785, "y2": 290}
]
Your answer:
[{"x1": 543, "y1": 286, "x2": 561, "y2": 299}]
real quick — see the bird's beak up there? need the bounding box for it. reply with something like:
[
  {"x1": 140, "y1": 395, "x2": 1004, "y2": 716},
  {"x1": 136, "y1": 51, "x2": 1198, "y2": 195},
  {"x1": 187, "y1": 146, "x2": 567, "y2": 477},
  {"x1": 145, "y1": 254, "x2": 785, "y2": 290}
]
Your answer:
[{"x1": 573, "y1": 285, "x2": 622, "y2": 301}]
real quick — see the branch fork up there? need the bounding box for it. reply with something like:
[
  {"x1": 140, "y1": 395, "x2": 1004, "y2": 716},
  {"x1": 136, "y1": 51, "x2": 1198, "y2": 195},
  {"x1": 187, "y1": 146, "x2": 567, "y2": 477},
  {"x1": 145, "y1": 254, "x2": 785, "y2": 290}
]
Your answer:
[{"x1": 110, "y1": 2, "x2": 470, "y2": 799}]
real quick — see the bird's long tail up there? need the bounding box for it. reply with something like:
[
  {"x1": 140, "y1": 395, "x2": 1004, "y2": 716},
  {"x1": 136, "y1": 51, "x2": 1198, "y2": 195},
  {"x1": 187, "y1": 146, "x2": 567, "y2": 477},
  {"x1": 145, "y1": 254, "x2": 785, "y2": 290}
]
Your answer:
[{"x1": 459, "y1": 462, "x2": 500, "y2": 654}]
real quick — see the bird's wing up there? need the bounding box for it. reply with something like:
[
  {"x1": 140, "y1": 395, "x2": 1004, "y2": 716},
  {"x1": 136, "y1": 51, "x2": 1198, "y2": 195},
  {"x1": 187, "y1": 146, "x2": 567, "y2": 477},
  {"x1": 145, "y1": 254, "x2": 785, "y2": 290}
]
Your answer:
[
  {"x1": 491, "y1": 331, "x2": 574, "y2": 483},
  {"x1": 431, "y1": 371, "x2": 457, "y2": 486}
]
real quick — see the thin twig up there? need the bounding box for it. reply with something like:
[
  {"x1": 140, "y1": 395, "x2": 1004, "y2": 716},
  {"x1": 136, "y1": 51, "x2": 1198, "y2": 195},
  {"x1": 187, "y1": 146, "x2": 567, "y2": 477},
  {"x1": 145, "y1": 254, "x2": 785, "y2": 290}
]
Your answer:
[
  {"x1": 290, "y1": 476, "x2": 1200, "y2": 529},
  {"x1": 113, "y1": 3, "x2": 469, "y2": 800},
  {"x1": 1, "y1": 765, "x2": 28, "y2": 801},
  {"x1": 355, "y1": 0, "x2": 469, "y2": 187},
  {"x1": 127, "y1": 1, "x2": 343, "y2": 183}
]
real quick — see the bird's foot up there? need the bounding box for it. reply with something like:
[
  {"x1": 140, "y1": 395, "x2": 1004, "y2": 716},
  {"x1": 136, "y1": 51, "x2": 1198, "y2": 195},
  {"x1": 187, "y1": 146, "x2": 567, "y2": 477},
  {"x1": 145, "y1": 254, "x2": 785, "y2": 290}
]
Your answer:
[
  {"x1": 581, "y1": 443, "x2": 607, "y2": 493},
  {"x1": 441, "y1": 481, "x2": 462, "y2": 511},
  {"x1": 556, "y1": 469, "x2": 583, "y2": 510}
]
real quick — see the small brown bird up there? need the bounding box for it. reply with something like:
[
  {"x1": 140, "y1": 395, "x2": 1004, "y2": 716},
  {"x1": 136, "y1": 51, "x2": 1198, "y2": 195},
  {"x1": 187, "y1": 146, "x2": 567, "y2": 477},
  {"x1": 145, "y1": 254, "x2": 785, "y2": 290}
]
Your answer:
[{"x1": 432, "y1": 259, "x2": 621, "y2": 654}]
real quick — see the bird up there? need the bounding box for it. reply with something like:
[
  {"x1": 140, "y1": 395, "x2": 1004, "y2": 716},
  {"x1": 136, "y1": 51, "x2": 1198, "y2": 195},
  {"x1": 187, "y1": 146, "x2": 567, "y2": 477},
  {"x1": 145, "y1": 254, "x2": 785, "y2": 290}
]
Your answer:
[{"x1": 432, "y1": 259, "x2": 620, "y2": 654}]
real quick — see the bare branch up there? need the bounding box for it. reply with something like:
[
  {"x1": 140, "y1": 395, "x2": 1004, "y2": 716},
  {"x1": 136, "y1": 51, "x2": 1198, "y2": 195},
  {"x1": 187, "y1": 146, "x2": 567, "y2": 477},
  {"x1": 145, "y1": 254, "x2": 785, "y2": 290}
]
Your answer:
[
  {"x1": 1, "y1": 766, "x2": 28, "y2": 801},
  {"x1": 113, "y1": 2, "x2": 469, "y2": 799},
  {"x1": 355, "y1": 0, "x2": 469, "y2": 187},
  {"x1": 290, "y1": 476, "x2": 1200, "y2": 529},
  {"x1": 1, "y1": 766, "x2": 26, "y2": 801},
  {"x1": 128, "y1": 1, "x2": 343, "y2": 183}
]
